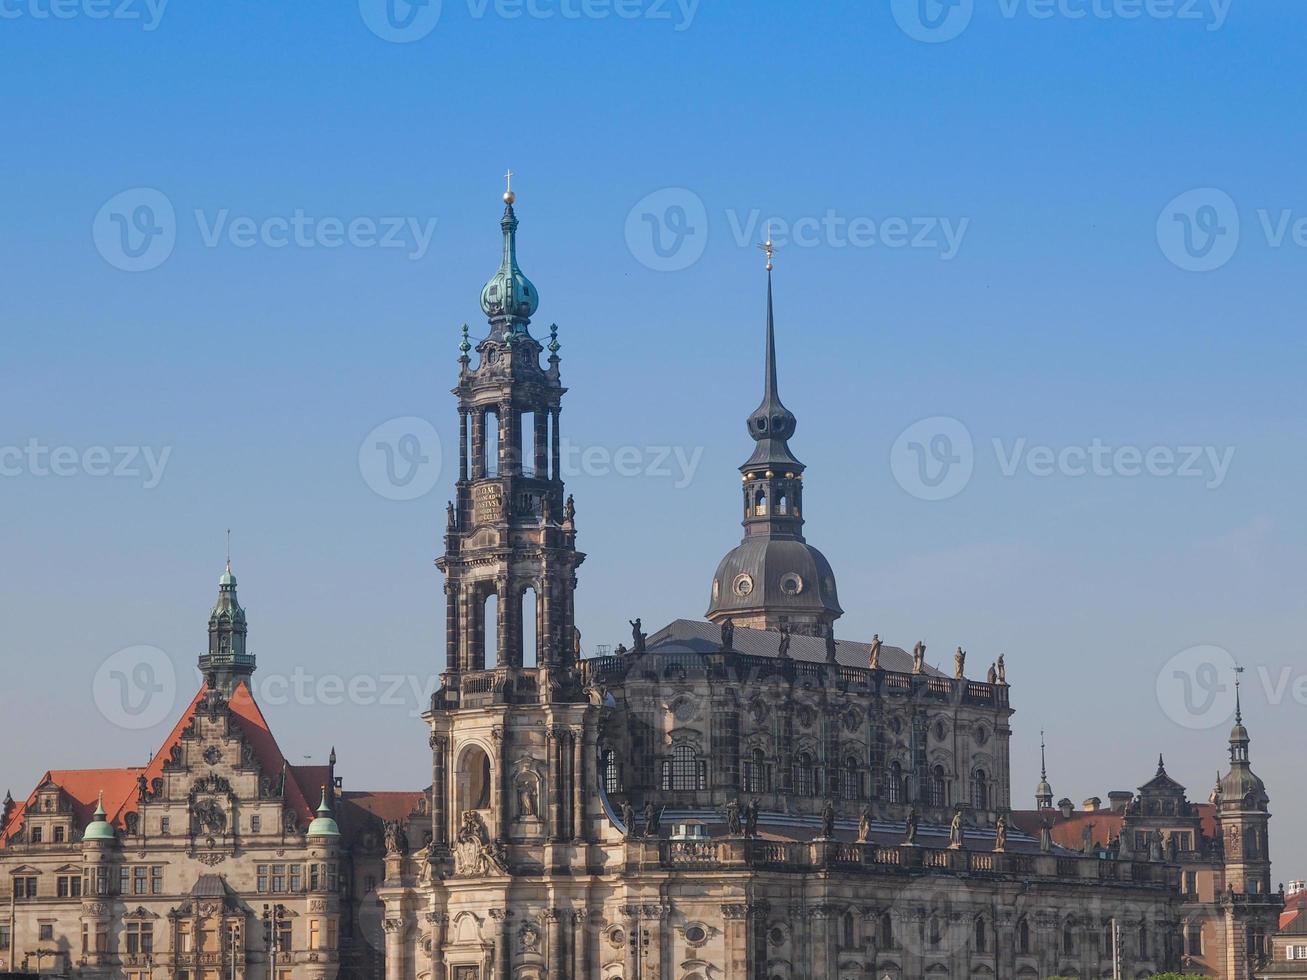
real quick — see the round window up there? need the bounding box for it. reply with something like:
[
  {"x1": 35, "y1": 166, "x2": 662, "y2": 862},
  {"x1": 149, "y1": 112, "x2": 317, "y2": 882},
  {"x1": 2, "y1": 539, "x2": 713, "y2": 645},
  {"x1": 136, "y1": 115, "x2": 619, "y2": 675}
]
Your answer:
[
  {"x1": 685, "y1": 924, "x2": 707, "y2": 945},
  {"x1": 732, "y1": 573, "x2": 754, "y2": 598},
  {"x1": 779, "y1": 572, "x2": 804, "y2": 596}
]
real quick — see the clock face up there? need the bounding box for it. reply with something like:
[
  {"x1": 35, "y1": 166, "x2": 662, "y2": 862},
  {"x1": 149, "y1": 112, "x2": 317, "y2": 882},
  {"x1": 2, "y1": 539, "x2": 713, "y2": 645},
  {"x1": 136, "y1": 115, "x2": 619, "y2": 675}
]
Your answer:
[{"x1": 733, "y1": 573, "x2": 754, "y2": 598}]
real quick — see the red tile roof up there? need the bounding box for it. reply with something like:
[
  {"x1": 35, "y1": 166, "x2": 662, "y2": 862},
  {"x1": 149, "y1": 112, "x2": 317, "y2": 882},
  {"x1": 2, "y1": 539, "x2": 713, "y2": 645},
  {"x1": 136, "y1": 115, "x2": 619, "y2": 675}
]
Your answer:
[
  {"x1": 2, "y1": 679, "x2": 324, "y2": 846},
  {"x1": 1009, "y1": 802, "x2": 1219, "y2": 852}
]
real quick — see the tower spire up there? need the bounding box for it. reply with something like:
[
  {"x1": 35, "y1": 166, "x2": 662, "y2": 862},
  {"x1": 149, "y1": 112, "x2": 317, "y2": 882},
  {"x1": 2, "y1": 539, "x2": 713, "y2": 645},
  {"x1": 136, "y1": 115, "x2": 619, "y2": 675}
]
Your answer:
[
  {"x1": 200, "y1": 551, "x2": 254, "y2": 694},
  {"x1": 705, "y1": 252, "x2": 842, "y2": 637},
  {"x1": 480, "y1": 172, "x2": 538, "y2": 333},
  {"x1": 1036, "y1": 730, "x2": 1054, "y2": 809}
]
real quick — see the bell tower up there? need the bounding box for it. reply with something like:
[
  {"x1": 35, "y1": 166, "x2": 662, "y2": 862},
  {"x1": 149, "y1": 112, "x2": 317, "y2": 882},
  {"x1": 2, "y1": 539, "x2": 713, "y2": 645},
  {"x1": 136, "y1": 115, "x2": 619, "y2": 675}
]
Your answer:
[
  {"x1": 1216, "y1": 675, "x2": 1279, "y2": 978},
  {"x1": 437, "y1": 177, "x2": 585, "y2": 700},
  {"x1": 197, "y1": 556, "x2": 255, "y2": 695}
]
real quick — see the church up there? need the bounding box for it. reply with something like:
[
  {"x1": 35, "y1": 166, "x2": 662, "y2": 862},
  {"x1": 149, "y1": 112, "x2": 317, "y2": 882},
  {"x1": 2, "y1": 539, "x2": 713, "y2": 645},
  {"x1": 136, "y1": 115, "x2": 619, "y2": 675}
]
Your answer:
[{"x1": 0, "y1": 184, "x2": 1284, "y2": 980}]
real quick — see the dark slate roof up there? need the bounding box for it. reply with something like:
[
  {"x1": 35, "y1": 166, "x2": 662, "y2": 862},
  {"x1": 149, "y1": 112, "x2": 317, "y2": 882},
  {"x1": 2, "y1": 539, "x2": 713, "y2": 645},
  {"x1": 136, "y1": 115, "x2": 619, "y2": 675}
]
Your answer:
[
  {"x1": 190, "y1": 874, "x2": 238, "y2": 899},
  {"x1": 644, "y1": 619, "x2": 947, "y2": 677}
]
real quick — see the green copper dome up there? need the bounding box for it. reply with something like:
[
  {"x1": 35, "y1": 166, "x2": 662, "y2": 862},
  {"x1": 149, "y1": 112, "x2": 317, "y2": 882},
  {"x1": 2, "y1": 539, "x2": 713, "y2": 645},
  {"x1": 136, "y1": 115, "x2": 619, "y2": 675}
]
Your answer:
[
  {"x1": 307, "y1": 787, "x2": 340, "y2": 839},
  {"x1": 480, "y1": 196, "x2": 539, "y2": 327},
  {"x1": 83, "y1": 794, "x2": 116, "y2": 842}
]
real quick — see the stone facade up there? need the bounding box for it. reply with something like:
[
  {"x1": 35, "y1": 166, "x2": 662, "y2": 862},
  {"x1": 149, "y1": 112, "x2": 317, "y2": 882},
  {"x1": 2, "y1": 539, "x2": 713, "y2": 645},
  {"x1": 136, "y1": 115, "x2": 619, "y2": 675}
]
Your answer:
[{"x1": 0, "y1": 188, "x2": 1283, "y2": 980}]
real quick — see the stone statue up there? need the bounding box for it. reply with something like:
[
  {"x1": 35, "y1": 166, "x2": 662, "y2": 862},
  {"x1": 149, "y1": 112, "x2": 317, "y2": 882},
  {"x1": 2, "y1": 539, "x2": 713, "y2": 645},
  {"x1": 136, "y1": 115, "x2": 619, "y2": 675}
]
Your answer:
[
  {"x1": 643, "y1": 801, "x2": 662, "y2": 837},
  {"x1": 912, "y1": 641, "x2": 926, "y2": 674},
  {"x1": 825, "y1": 625, "x2": 838, "y2": 663},
  {"x1": 820, "y1": 799, "x2": 836, "y2": 839},
  {"x1": 744, "y1": 800, "x2": 759, "y2": 838},
  {"x1": 629, "y1": 619, "x2": 646, "y2": 654},
  {"x1": 904, "y1": 807, "x2": 919, "y2": 845},
  {"x1": 417, "y1": 841, "x2": 436, "y2": 884},
  {"x1": 868, "y1": 634, "x2": 881, "y2": 670},
  {"x1": 1165, "y1": 830, "x2": 1178, "y2": 861},
  {"x1": 725, "y1": 798, "x2": 743, "y2": 836},
  {"x1": 994, "y1": 815, "x2": 1007, "y2": 853},
  {"x1": 1039, "y1": 820, "x2": 1053, "y2": 853},
  {"x1": 1149, "y1": 830, "x2": 1163, "y2": 862},
  {"x1": 1082, "y1": 823, "x2": 1095, "y2": 855},
  {"x1": 720, "y1": 617, "x2": 735, "y2": 651},
  {"x1": 564, "y1": 494, "x2": 576, "y2": 525},
  {"x1": 857, "y1": 805, "x2": 873, "y2": 843},
  {"x1": 446, "y1": 501, "x2": 455, "y2": 529},
  {"x1": 948, "y1": 809, "x2": 965, "y2": 849},
  {"x1": 996, "y1": 654, "x2": 1006, "y2": 684},
  {"x1": 621, "y1": 800, "x2": 635, "y2": 840},
  {"x1": 778, "y1": 624, "x2": 791, "y2": 659},
  {"x1": 516, "y1": 777, "x2": 538, "y2": 819},
  {"x1": 986, "y1": 662, "x2": 997, "y2": 685},
  {"x1": 383, "y1": 819, "x2": 409, "y2": 857},
  {"x1": 954, "y1": 647, "x2": 966, "y2": 680}
]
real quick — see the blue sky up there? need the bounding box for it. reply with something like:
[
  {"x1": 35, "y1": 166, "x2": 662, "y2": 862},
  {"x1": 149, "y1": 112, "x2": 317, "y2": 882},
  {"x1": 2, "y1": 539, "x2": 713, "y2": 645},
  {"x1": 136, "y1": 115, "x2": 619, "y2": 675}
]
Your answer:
[{"x1": 2, "y1": 0, "x2": 1306, "y2": 870}]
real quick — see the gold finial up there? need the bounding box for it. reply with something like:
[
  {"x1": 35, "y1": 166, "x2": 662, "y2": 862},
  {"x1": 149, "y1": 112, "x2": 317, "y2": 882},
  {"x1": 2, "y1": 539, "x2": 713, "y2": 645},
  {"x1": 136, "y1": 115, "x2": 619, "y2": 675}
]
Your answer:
[
  {"x1": 503, "y1": 168, "x2": 516, "y2": 205},
  {"x1": 758, "y1": 221, "x2": 774, "y2": 271}
]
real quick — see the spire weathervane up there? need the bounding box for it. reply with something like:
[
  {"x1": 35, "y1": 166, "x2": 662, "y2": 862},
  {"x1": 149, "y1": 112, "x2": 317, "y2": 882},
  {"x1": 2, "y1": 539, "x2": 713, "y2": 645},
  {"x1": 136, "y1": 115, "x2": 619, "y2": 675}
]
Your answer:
[
  {"x1": 1234, "y1": 664, "x2": 1245, "y2": 724},
  {"x1": 504, "y1": 168, "x2": 516, "y2": 205},
  {"x1": 225, "y1": 528, "x2": 231, "y2": 573},
  {"x1": 758, "y1": 222, "x2": 774, "y2": 271},
  {"x1": 1040, "y1": 730, "x2": 1048, "y2": 780}
]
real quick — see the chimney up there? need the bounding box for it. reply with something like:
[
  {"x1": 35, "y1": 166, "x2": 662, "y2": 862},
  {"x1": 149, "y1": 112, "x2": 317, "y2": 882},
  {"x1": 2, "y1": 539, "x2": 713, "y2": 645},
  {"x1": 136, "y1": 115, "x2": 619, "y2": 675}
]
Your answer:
[
  {"x1": 1108, "y1": 791, "x2": 1133, "y2": 813},
  {"x1": 1057, "y1": 798, "x2": 1074, "y2": 819},
  {"x1": 1082, "y1": 797, "x2": 1102, "y2": 813}
]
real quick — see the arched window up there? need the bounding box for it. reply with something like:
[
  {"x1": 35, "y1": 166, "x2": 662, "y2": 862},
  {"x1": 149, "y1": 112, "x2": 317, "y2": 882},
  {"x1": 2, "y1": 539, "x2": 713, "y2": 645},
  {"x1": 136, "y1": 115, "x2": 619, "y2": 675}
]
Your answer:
[
  {"x1": 457, "y1": 745, "x2": 492, "y2": 812},
  {"x1": 483, "y1": 407, "x2": 500, "y2": 477},
  {"x1": 1138, "y1": 922, "x2": 1148, "y2": 959},
  {"x1": 928, "y1": 915, "x2": 942, "y2": 949},
  {"x1": 776, "y1": 491, "x2": 789, "y2": 515},
  {"x1": 1102, "y1": 921, "x2": 1113, "y2": 956},
  {"x1": 929, "y1": 765, "x2": 948, "y2": 808},
  {"x1": 879, "y1": 912, "x2": 893, "y2": 950},
  {"x1": 1016, "y1": 917, "x2": 1031, "y2": 955},
  {"x1": 661, "y1": 744, "x2": 707, "y2": 791},
  {"x1": 795, "y1": 753, "x2": 816, "y2": 797},
  {"x1": 754, "y1": 488, "x2": 768, "y2": 516},
  {"x1": 1062, "y1": 920, "x2": 1075, "y2": 955},
  {"x1": 841, "y1": 757, "x2": 860, "y2": 801},
  {"x1": 744, "y1": 749, "x2": 769, "y2": 793},
  {"x1": 971, "y1": 769, "x2": 989, "y2": 810},
  {"x1": 602, "y1": 750, "x2": 620, "y2": 795},
  {"x1": 974, "y1": 915, "x2": 988, "y2": 953},
  {"x1": 888, "y1": 762, "x2": 903, "y2": 804},
  {"x1": 842, "y1": 910, "x2": 855, "y2": 948}
]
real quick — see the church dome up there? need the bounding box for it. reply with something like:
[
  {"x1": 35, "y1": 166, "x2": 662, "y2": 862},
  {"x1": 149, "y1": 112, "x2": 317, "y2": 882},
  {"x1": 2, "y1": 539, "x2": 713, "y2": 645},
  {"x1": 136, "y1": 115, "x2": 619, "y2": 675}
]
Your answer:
[
  {"x1": 83, "y1": 794, "x2": 116, "y2": 842},
  {"x1": 706, "y1": 535, "x2": 842, "y2": 625}
]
